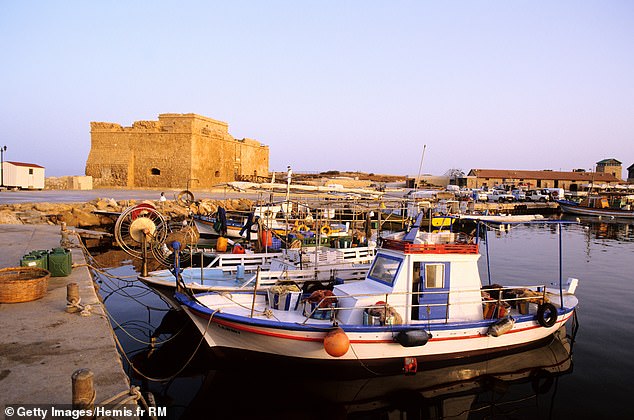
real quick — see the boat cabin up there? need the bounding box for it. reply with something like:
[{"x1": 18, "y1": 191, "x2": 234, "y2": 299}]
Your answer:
[{"x1": 334, "y1": 232, "x2": 484, "y2": 325}]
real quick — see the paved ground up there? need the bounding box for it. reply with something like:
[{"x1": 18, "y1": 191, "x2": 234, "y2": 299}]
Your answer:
[
  {"x1": 0, "y1": 225, "x2": 134, "y2": 412},
  {"x1": 0, "y1": 187, "x2": 256, "y2": 204}
]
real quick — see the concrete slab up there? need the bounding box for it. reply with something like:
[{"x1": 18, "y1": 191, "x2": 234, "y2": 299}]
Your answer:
[{"x1": 0, "y1": 225, "x2": 133, "y2": 409}]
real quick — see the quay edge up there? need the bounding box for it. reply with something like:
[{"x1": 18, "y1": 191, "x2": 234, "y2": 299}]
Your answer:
[{"x1": 0, "y1": 225, "x2": 136, "y2": 416}]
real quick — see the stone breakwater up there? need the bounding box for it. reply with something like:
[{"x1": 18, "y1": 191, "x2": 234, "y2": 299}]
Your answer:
[{"x1": 0, "y1": 197, "x2": 255, "y2": 227}]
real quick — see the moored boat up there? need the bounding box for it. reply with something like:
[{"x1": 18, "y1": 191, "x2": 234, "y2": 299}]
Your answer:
[
  {"x1": 176, "y1": 218, "x2": 580, "y2": 370},
  {"x1": 139, "y1": 245, "x2": 375, "y2": 308},
  {"x1": 557, "y1": 195, "x2": 634, "y2": 219}
]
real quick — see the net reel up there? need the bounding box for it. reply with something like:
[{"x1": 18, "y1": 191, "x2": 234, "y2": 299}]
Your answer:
[{"x1": 114, "y1": 203, "x2": 199, "y2": 273}]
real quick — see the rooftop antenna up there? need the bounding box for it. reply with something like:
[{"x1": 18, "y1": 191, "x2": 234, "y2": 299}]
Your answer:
[{"x1": 415, "y1": 144, "x2": 427, "y2": 192}]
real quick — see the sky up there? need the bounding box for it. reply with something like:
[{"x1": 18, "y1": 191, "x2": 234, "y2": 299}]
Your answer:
[{"x1": 1, "y1": 0, "x2": 633, "y2": 178}]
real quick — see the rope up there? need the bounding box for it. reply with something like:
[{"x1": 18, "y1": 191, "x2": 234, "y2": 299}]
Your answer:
[
  {"x1": 65, "y1": 296, "x2": 93, "y2": 317},
  {"x1": 101, "y1": 301, "x2": 186, "y2": 346},
  {"x1": 111, "y1": 307, "x2": 218, "y2": 382},
  {"x1": 96, "y1": 386, "x2": 152, "y2": 420}
]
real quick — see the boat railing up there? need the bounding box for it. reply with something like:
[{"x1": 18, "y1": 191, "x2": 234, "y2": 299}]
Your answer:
[
  {"x1": 238, "y1": 266, "x2": 370, "y2": 289},
  {"x1": 203, "y1": 253, "x2": 276, "y2": 269},
  {"x1": 381, "y1": 239, "x2": 479, "y2": 255},
  {"x1": 304, "y1": 285, "x2": 549, "y2": 323}
]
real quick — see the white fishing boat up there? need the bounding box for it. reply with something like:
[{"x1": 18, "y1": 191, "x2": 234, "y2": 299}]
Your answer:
[
  {"x1": 176, "y1": 216, "x2": 580, "y2": 369},
  {"x1": 139, "y1": 245, "x2": 375, "y2": 308},
  {"x1": 181, "y1": 327, "x2": 574, "y2": 417}
]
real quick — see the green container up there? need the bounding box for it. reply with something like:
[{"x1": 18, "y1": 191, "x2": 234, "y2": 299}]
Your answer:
[
  {"x1": 48, "y1": 247, "x2": 72, "y2": 277},
  {"x1": 20, "y1": 254, "x2": 47, "y2": 269},
  {"x1": 29, "y1": 250, "x2": 49, "y2": 270}
]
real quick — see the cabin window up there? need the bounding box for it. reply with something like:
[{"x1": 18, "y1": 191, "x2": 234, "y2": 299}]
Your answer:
[
  {"x1": 28, "y1": 169, "x2": 34, "y2": 175},
  {"x1": 151, "y1": 168, "x2": 161, "y2": 176},
  {"x1": 368, "y1": 254, "x2": 402, "y2": 286},
  {"x1": 424, "y1": 264, "x2": 445, "y2": 288}
]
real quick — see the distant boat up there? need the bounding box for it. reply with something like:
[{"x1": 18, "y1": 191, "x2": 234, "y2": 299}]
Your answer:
[
  {"x1": 557, "y1": 195, "x2": 634, "y2": 219},
  {"x1": 193, "y1": 213, "x2": 257, "y2": 239}
]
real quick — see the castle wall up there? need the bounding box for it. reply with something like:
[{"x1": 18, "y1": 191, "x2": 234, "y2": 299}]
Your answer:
[{"x1": 86, "y1": 114, "x2": 269, "y2": 188}]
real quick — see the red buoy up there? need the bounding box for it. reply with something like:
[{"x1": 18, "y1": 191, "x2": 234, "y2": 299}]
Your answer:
[{"x1": 323, "y1": 327, "x2": 350, "y2": 357}]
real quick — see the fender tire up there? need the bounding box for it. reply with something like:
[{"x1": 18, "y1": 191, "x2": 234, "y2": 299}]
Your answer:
[{"x1": 536, "y1": 303, "x2": 558, "y2": 328}]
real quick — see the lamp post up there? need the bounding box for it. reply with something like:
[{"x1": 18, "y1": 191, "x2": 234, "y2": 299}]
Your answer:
[{"x1": 0, "y1": 145, "x2": 6, "y2": 188}]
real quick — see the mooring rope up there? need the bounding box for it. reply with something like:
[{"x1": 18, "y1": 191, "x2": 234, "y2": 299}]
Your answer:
[{"x1": 110, "y1": 308, "x2": 219, "y2": 382}]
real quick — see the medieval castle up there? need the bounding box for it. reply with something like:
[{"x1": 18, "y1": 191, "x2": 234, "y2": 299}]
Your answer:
[{"x1": 85, "y1": 113, "x2": 269, "y2": 188}]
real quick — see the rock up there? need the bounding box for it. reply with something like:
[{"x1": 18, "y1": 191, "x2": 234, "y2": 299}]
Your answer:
[
  {"x1": 58, "y1": 211, "x2": 78, "y2": 227},
  {"x1": 197, "y1": 200, "x2": 215, "y2": 215},
  {"x1": 72, "y1": 208, "x2": 102, "y2": 227},
  {"x1": 0, "y1": 210, "x2": 23, "y2": 224},
  {"x1": 94, "y1": 199, "x2": 111, "y2": 210},
  {"x1": 33, "y1": 203, "x2": 58, "y2": 213}
]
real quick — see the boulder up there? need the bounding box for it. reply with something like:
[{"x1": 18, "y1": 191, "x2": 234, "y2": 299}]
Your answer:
[
  {"x1": 0, "y1": 210, "x2": 22, "y2": 224},
  {"x1": 72, "y1": 208, "x2": 102, "y2": 227}
]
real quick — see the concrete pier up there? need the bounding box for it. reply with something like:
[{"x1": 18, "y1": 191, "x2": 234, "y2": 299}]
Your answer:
[{"x1": 0, "y1": 225, "x2": 133, "y2": 409}]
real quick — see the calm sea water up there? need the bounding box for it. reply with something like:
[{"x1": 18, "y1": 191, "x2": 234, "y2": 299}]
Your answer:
[{"x1": 94, "y1": 218, "x2": 634, "y2": 419}]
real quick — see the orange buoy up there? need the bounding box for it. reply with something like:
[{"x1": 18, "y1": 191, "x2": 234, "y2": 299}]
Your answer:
[{"x1": 323, "y1": 327, "x2": 350, "y2": 357}]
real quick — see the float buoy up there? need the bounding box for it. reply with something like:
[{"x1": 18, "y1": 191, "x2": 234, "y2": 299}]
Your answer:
[
  {"x1": 320, "y1": 225, "x2": 332, "y2": 235},
  {"x1": 232, "y1": 244, "x2": 245, "y2": 254},
  {"x1": 323, "y1": 327, "x2": 350, "y2": 357},
  {"x1": 536, "y1": 303, "x2": 557, "y2": 327}
]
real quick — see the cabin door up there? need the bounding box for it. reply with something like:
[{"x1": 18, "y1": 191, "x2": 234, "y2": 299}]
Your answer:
[{"x1": 418, "y1": 262, "x2": 450, "y2": 321}]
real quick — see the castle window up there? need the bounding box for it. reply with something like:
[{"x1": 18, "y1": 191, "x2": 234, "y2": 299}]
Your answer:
[
  {"x1": 215, "y1": 171, "x2": 220, "y2": 177},
  {"x1": 151, "y1": 168, "x2": 161, "y2": 176}
]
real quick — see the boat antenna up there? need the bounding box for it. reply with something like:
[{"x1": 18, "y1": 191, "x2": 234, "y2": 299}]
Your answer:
[{"x1": 414, "y1": 144, "x2": 427, "y2": 192}]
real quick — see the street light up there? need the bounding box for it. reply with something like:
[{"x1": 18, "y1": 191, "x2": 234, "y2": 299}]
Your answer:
[{"x1": 0, "y1": 145, "x2": 6, "y2": 188}]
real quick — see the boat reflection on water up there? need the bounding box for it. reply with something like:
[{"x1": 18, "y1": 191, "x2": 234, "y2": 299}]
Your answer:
[
  {"x1": 561, "y1": 214, "x2": 634, "y2": 242},
  {"x1": 132, "y1": 311, "x2": 574, "y2": 420}
]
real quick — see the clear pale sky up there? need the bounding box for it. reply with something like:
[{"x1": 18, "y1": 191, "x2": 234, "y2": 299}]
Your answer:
[{"x1": 1, "y1": 1, "x2": 632, "y2": 178}]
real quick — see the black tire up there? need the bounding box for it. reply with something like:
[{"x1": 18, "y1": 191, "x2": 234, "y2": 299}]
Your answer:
[{"x1": 536, "y1": 303, "x2": 558, "y2": 327}]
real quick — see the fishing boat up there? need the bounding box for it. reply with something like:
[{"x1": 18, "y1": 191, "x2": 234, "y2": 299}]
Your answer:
[
  {"x1": 557, "y1": 195, "x2": 634, "y2": 219},
  {"x1": 193, "y1": 213, "x2": 258, "y2": 239},
  {"x1": 140, "y1": 245, "x2": 375, "y2": 308},
  {"x1": 181, "y1": 327, "x2": 573, "y2": 417},
  {"x1": 175, "y1": 215, "x2": 579, "y2": 370}
]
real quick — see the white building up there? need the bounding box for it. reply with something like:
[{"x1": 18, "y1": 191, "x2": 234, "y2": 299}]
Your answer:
[{"x1": 1, "y1": 161, "x2": 45, "y2": 190}]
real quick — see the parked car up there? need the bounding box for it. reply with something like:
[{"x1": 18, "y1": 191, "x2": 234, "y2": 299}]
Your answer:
[
  {"x1": 488, "y1": 189, "x2": 515, "y2": 203},
  {"x1": 527, "y1": 189, "x2": 551, "y2": 202},
  {"x1": 511, "y1": 189, "x2": 526, "y2": 201},
  {"x1": 472, "y1": 189, "x2": 489, "y2": 202}
]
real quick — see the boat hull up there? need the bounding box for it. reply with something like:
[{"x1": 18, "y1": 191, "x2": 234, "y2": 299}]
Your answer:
[
  {"x1": 178, "y1": 292, "x2": 576, "y2": 365},
  {"x1": 558, "y1": 202, "x2": 634, "y2": 219},
  {"x1": 193, "y1": 215, "x2": 258, "y2": 239}
]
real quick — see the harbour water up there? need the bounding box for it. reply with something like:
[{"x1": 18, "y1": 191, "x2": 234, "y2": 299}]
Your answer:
[{"x1": 94, "y1": 218, "x2": 634, "y2": 419}]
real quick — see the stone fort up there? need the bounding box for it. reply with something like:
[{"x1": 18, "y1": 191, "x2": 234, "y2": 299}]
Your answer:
[{"x1": 85, "y1": 113, "x2": 269, "y2": 188}]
